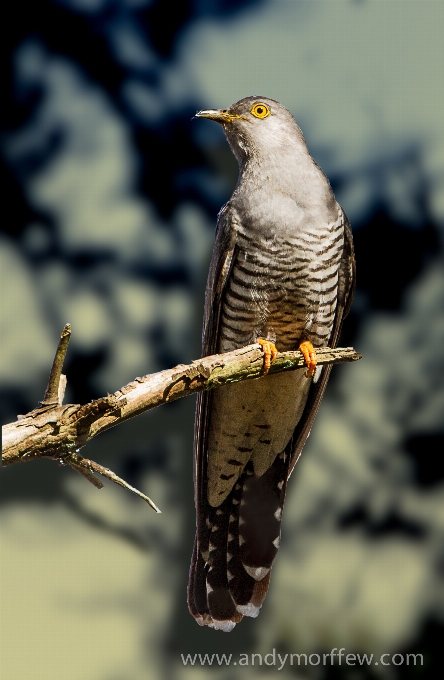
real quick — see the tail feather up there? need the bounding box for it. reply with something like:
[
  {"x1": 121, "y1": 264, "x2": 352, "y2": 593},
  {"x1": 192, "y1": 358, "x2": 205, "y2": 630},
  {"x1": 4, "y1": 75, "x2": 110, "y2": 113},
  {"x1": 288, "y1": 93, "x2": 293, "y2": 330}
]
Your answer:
[
  {"x1": 188, "y1": 444, "x2": 292, "y2": 630},
  {"x1": 187, "y1": 541, "x2": 211, "y2": 625},
  {"x1": 224, "y1": 477, "x2": 257, "y2": 610},
  {"x1": 206, "y1": 495, "x2": 238, "y2": 623},
  {"x1": 239, "y1": 453, "x2": 288, "y2": 571}
]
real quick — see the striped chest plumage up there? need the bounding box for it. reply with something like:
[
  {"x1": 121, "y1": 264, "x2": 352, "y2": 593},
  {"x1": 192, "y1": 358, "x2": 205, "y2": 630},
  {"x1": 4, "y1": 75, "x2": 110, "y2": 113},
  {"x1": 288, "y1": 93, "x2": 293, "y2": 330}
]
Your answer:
[{"x1": 219, "y1": 208, "x2": 345, "y2": 354}]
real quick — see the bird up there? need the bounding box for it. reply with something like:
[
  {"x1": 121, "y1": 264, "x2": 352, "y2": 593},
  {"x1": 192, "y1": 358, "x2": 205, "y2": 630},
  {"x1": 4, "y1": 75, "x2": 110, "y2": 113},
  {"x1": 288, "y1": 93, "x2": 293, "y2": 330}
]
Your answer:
[{"x1": 188, "y1": 96, "x2": 355, "y2": 631}]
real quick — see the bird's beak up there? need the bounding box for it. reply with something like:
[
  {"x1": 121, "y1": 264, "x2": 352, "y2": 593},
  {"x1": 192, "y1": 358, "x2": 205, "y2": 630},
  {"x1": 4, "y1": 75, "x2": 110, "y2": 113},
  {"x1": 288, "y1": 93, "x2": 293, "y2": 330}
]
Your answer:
[{"x1": 194, "y1": 109, "x2": 244, "y2": 124}]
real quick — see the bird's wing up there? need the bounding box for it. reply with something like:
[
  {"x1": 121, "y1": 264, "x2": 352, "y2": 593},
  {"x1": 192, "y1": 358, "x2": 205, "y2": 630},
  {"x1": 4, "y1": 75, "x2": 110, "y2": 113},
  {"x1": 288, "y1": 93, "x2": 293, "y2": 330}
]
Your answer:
[
  {"x1": 288, "y1": 209, "x2": 356, "y2": 475},
  {"x1": 193, "y1": 203, "x2": 239, "y2": 527},
  {"x1": 189, "y1": 204, "x2": 243, "y2": 629},
  {"x1": 202, "y1": 203, "x2": 239, "y2": 357}
]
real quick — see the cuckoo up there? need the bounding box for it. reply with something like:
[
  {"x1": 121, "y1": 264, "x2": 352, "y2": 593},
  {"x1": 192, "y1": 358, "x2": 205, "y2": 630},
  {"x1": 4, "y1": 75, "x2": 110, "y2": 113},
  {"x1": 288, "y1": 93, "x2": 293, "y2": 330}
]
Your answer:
[{"x1": 188, "y1": 96, "x2": 355, "y2": 631}]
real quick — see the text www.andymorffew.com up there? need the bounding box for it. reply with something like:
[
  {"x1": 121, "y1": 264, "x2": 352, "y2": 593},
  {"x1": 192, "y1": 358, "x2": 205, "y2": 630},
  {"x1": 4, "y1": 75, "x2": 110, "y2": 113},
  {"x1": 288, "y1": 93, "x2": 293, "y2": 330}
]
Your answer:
[{"x1": 181, "y1": 648, "x2": 423, "y2": 670}]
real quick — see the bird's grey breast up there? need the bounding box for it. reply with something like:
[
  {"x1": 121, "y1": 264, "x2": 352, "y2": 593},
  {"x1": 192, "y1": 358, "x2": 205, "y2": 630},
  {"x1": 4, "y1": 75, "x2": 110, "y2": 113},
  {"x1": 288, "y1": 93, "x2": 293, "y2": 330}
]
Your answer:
[{"x1": 218, "y1": 186, "x2": 344, "y2": 354}]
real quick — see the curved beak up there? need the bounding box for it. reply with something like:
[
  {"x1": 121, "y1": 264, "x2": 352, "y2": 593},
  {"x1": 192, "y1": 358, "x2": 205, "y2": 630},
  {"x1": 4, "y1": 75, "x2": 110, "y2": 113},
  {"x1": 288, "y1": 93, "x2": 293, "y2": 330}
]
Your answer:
[{"x1": 194, "y1": 109, "x2": 244, "y2": 124}]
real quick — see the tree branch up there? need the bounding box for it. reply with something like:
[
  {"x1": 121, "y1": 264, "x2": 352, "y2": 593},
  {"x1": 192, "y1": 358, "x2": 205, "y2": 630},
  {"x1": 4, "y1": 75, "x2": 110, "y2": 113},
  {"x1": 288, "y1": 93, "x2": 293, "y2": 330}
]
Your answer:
[
  {"x1": 41, "y1": 323, "x2": 71, "y2": 406},
  {"x1": 1, "y1": 325, "x2": 361, "y2": 512}
]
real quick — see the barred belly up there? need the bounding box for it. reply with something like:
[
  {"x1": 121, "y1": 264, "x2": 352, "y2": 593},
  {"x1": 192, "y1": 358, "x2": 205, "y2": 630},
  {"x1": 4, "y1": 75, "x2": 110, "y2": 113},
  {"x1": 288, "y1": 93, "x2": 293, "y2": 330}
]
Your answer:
[
  {"x1": 218, "y1": 219, "x2": 344, "y2": 353},
  {"x1": 206, "y1": 220, "x2": 344, "y2": 507}
]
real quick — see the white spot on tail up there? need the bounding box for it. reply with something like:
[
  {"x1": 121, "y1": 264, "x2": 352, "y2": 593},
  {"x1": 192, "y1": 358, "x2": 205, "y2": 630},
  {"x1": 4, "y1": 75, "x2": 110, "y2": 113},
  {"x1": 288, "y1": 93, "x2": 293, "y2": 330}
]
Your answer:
[
  {"x1": 239, "y1": 516, "x2": 245, "y2": 526},
  {"x1": 227, "y1": 570, "x2": 234, "y2": 582},
  {"x1": 228, "y1": 533, "x2": 234, "y2": 541},
  {"x1": 274, "y1": 507, "x2": 282, "y2": 521},
  {"x1": 236, "y1": 602, "x2": 260, "y2": 618},
  {"x1": 273, "y1": 536, "x2": 281, "y2": 549},
  {"x1": 239, "y1": 535, "x2": 246, "y2": 546},
  {"x1": 277, "y1": 480, "x2": 284, "y2": 490},
  {"x1": 243, "y1": 565, "x2": 270, "y2": 580},
  {"x1": 208, "y1": 619, "x2": 237, "y2": 632}
]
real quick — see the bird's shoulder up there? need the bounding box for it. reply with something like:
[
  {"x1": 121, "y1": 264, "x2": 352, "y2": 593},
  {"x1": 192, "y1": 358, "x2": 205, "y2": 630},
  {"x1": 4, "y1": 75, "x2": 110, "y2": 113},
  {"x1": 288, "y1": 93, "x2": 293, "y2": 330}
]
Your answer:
[
  {"x1": 201, "y1": 202, "x2": 241, "y2": 355},
  {"x1": 215, "y1": 200, "x2": 242, "y2": 235}
]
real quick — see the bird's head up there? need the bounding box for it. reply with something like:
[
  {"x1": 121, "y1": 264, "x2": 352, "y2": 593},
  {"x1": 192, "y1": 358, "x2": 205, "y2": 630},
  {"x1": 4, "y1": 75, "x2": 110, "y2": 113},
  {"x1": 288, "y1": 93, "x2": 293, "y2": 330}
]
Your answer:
[{"x1": 194, "y1": 96, "x2": 306, "y2": 165}]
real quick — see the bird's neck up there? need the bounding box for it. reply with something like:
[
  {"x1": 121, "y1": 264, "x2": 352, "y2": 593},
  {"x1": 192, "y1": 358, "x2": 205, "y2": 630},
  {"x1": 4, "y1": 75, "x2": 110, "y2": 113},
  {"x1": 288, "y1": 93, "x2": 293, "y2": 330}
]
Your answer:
[{"x1": 235, "y1": 144, "x2": 331, "y2": 210}]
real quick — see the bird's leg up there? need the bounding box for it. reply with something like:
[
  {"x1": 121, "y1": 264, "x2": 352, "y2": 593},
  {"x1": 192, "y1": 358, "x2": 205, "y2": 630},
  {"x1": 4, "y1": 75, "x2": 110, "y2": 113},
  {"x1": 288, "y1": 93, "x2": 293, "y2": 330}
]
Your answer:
[
  {"x1": 299, "y1": 341, "x2": 317, "y2": 378},
  {"x1": 257, "y1": 338, "x2": 278, "y2": 376}
]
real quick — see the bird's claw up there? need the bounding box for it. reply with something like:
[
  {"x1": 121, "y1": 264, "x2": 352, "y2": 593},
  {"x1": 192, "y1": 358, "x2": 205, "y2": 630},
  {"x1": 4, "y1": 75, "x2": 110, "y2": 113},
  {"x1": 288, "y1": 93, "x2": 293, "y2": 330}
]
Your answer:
[
  {"x1": 257, "y1": 339, "x2": 278, "y2": 375},
  {"x1": 299, "y1": 341, "x2": 317, "y2": 378}
]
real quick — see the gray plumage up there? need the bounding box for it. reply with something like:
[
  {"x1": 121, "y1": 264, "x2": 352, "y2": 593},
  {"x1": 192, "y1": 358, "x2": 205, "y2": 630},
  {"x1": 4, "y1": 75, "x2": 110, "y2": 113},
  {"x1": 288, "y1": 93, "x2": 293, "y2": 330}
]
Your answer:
[{"x1": 188, "y1": 96, "x2": 355, "y2": 631}]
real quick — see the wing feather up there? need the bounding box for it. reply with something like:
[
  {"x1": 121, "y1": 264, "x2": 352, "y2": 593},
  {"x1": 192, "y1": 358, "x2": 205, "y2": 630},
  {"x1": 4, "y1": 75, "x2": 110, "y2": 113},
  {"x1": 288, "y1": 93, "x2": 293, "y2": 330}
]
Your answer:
[{"x1": 193, "y1": 204, "x2": 239, "y2": 538}]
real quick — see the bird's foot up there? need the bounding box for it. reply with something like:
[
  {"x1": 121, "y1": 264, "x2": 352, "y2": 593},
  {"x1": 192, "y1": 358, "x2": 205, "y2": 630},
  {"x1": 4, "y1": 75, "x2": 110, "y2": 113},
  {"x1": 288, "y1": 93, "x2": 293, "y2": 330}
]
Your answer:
[
  {"x1": 257, "y1": 339, "x2": 278, "y2": 375},
  {"x1": 299, "y1": 341, "x2": 317, "y2": 378}
]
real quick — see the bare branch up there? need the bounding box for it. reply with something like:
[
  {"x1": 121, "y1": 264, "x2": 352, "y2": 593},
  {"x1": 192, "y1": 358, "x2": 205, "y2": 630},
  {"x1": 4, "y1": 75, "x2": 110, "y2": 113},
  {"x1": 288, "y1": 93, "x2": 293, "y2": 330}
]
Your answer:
[
  {"x1": 66, "y1": 458, "x2": 105, "y2": 489},
  {"x1": 67, "y1": 453, "x2": 161, "y2": 513},
  {"x1": 41, "y1": 324, "x2": 71, "y2": 406},
  {"x1": 2, "y1": 326, "x2": 361, "y2": 511}
]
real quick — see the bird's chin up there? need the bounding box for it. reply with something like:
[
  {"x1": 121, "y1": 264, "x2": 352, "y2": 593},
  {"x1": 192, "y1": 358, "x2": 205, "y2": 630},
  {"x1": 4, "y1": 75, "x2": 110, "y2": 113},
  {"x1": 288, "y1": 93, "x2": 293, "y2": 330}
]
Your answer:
[{"x1": 194, "y1": 109, "x2": 246, "y2": 124}]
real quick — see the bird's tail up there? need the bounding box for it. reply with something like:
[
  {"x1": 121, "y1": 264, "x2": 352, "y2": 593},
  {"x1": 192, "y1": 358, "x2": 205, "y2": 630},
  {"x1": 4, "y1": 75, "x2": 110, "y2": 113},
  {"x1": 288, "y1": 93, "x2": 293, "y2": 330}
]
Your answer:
[{"x1": 187, "y1": 445, "x2": 292, "y2": 631}]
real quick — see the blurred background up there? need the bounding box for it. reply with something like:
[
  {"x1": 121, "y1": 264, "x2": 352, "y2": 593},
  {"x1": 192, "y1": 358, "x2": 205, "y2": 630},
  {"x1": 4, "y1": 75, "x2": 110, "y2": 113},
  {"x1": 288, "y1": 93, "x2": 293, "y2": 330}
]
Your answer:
[{"x1": 1, "y1": 1, "x2": 443, "y2": 678}]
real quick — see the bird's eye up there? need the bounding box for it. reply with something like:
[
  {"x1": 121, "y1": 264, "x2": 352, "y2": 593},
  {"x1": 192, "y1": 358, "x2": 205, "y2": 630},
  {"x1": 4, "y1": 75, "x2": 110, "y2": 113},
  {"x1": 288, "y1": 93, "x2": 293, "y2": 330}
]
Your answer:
[{"x1": 250, "y1": 103, "x2": 270, "y2": 119}]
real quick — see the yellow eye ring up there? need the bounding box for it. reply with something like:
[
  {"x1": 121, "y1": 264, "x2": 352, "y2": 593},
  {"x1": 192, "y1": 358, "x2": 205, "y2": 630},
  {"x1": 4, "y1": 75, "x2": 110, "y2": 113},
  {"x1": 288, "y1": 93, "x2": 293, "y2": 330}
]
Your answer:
[{"x1": 250, "y1": 103, "x2": 270, "y2": 119}]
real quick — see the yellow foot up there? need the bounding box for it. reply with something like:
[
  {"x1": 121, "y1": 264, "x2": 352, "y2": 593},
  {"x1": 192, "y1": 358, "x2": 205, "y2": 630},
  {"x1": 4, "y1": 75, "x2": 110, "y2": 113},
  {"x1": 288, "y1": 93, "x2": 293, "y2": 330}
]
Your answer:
[
  {"x1": 299, "y1": 341, "x2": 317, "y2": 378},
  {"x1": 257, "y1": 338, "x2": 278, "y2": 375}
]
